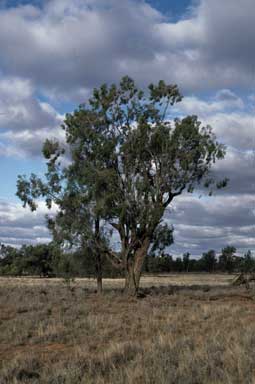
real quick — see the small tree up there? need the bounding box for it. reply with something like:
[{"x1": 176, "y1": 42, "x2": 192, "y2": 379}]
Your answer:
[
  {"x1": 182, "y1": 252, "x2": 190, "y2": 272},
  {"x1": 21, "y1": 244, "x2": 57, "y2": 276},
  {"x1": 17, "y1": 76, "x2": 227, "y2": 295},
  {"x1": 219, "y1": 246, "x2": 236, "y2": 273},
  {"x1": 47, "y1": 201, "x2": 105, "y2": 293},
  {"x1": 0, "y1": 244, "x2": 20, "y2": 275},
  {"x1": 201, "y1": 249, "x2": 216, "y2": 272},
  {"x1": 175, "y1": 257, "x2": 183, "y2": 272},
  {"x1": 242, "y1": 250, "x2": 255, "y2": 273}
]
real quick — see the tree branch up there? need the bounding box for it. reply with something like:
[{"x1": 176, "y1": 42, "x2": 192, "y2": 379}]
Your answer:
[
  {"x1": 103, "y1": 249, "x2": 123, "y2": 269},
  {"x1": 163, "y1": 184, "x2": 186, "y2": 208}
]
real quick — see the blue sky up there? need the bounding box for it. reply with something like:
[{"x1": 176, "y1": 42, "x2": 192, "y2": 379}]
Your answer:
[
  {"x1": 147, "y1": 0, "x2": 194, "y2": 19},
  {"x1": 0, "y1": 0, "x2": 254, "y2": 256},
  {"x1": 6, "y1": 0, "x2": 193, "y2": 14}
]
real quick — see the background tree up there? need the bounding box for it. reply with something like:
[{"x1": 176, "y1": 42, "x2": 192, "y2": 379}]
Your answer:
[
  {"x1": 0, "y1": 244, "x2": 20, "y2": 275},
  {"x1": 0, "y1": 243, "x2": 59, "y2": 276},
  {"x1": 241, "y1": 250, "x2": 255, "y2": 273},
  {"x1": 182, "y1": 252, "x2": 190, "y2": 272},
  {"x1": 21, "y1": 244, "x2": 57, "y2": 276},
  {"x1": 201, "y1": 249, "x2": 217, "y2": 272},
  {"x1": 219, "y1": 246, "x2": 236, "y2": 273},
  {"x1": 17, "y1": 76, "x2": 227, "y2": 295},
  {"x1": 174, "y1": 257, "x2": 183, "y2": 272},
  {"x1": 3, "y1": 244, "x2": 254, "y2": 276}
]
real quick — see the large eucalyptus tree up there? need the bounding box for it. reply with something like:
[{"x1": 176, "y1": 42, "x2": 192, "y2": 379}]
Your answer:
[{"x1": 17, "y1": 76, "x2": 227, "y2": 295}]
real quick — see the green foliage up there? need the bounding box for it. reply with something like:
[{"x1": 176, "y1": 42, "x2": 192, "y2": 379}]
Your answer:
[
  {"x1": 201, "y1": 249, "x2": 217, "y2": 272},
  {"x1": 182, "y1": 252, "x2": 190, "y2": 272},
  {"x1": 16, "y1": 76, "x2": 227, "y2": 289},
  {"x1": 144, "y1": 253, "x2": 174, "y2": 273},
  {"x1": 241, "y1": 250, "x2": 255, "y2": 273},
  {"x1": 149, "y1": 224, "x2": 174, "y2": 256},
  {"x1": 219, "y1": 246, "x2": 237, "y2": 273},
  {"x1": 1, "y1": 242, "x2": 255, "y2": 276},
  {"x1": 0, "y1": 243, "x2": 59, "y2": 277}
]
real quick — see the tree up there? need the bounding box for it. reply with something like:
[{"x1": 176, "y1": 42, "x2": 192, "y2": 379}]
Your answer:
[
  {"x1": 201, "y1": 249, "x2": 216, "y2": 272},
  {"x1": 0, "y1": 243, "x2": 60, "y2": 276},
  {"x1": 148, "y1": 224, "x2": 174, "y2": 257},
  {"x1": 182, "y1": 252, "x2": 190, "y2": 272},
  {"x1": 20, "y1": 243, "x2": 58, "y2": 277},
  {"x1": 242, "y1": 250, "x2": 255, "y2": 273},
  {"x1": 50, "y1": 209, "x2": 105, "y2": 293},
  {"x1": 17, "y1": 76, "x2": 227, "y2": 295},
  {"x1": 159, "y1": 254, "x2": 173, "y2": 273},
  {"x1": 174, "y1": 257, "x2": 183, "y2": 272},
  {"x1": 219, "y1": 246, "x2": 236, "y2": 273},
  {"x1": 0, "y1": 244, "x2": 20, "y2": 275}
]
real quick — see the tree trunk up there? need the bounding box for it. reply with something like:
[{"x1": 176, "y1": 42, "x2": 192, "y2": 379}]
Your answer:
[
  {"x1": 95, "y1": 217, "x2": 103, "y2": 295},
  {"x1": 124, "y1": 237, "x2": 150, "y2": 296},
  {"x1": 125, "y1": 263, "x2": 137, "y2": 296},
  {"x1": 95, "y1": 251, "x2": 103, "y2": 294}
]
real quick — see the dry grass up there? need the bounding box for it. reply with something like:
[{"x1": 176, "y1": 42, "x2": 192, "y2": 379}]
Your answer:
[
  {"x1": 1, "y1": 274, "x2": 255, "y2": 383},
  {"x1": 0, "y1": 272, "x2": 235, "y2": 289}
]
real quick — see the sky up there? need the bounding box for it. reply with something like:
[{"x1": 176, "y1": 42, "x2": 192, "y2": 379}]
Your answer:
[{"x1": 0, "y1": 0, "x2": 254, "y2": 257}]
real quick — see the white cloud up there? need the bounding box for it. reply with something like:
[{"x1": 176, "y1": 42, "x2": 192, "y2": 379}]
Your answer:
[
  {"x1": 0, "y1": 0, "x2": 254, "y2": 99},
  {"x1": 0, "y1": 76, "x2": 63, "y2": 157},
  {"x1": 174, "y1": 92, "x2": 244, "y2": 117},
  {"x1": 173, "y1": 92, "x2": 255, "y2": 151},
  {"x1": 0, "y1": 200, "x2": 57, "y2": 246},
  {"x1": 208, "y1": 113, "x2": 255, "y2": 150},
  {"x1": 166, "y1": 192, "x2": 255, "y2": 256}
]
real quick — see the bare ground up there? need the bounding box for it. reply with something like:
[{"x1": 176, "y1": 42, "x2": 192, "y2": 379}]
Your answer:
[{"x1": 1, "y1": 274, "x2": 255, "y2": 383}]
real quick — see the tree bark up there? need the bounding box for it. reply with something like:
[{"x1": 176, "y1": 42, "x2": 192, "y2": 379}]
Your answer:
[
  {"x1": 95, "y1": 251, "x2": 103, "y2": 294},
  {"x1": 95, "y1": 217, "x2": 103, "y2": 295},
  {"x1": 125, "y1": 262, "x2": 137, "y2": 296},
  {"x1": 124, "y1": 237, "x2": 150, "y2": 296}
]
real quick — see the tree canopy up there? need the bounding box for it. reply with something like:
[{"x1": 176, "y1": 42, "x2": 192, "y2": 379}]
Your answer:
[{"x1": 17, "y1": 76, "x2": 227, "y2": 294}]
